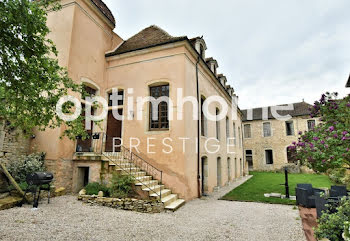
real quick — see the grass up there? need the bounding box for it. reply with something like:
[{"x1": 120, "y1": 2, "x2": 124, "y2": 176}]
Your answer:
[{"x1": 221, "y1": 171, "x2": 333, "y2": 205}]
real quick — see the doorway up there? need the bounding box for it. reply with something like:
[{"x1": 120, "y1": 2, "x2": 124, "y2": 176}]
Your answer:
[
  {"x1": 105, "y1": 109, "x2": 123, "y2": 152},
  {"x1": 77, "y1": 167, "x2": 89, "y2": 192},
  {"x1": 201, "y1": 157, "x2": 208, "y2": 195}
]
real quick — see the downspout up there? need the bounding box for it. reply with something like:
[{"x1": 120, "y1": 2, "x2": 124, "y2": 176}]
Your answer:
[{"x1": 196, "y1": 55, "x2": 201, "y2": 198}]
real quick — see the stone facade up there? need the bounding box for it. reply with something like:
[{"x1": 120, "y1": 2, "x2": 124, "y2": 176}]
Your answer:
[{"x1": 243, "y1": 115, "x2": 319, "y2": 171}]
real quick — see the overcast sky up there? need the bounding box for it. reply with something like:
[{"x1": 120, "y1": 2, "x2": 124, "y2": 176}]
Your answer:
[{"x1": 104, "y1": 0, "x2": 350, "y2": 109}]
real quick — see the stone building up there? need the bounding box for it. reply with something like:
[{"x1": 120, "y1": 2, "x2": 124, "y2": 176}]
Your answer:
[
  {"x1": 241, "y1": 102, "x2": 319, "y2": 171},
  {"x1": 27, "y1": 0, "x2": 246, "y2": 209}
]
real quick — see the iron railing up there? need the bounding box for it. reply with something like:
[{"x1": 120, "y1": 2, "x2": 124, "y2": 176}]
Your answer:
[{"x1": 82, "y1": 132, "x2": 163, "y2": 200}]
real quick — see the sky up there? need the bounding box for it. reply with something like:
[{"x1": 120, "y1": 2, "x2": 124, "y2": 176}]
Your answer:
[{"x1": 103, "y1": 0, "x2": 350, "y2": 109}]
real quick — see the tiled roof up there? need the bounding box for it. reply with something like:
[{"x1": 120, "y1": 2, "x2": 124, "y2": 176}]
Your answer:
[
  {"x1": 90, "y1": 0, "x2": 115, "y2": 27},
  {"x1": 106, "y1": 25, "x2": 187, "y2": 56},
  {"x1": 241, "y1": 102, "x2": 313, "y2": 121}
]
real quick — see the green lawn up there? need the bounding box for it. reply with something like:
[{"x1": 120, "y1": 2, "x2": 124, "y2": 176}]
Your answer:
[{"x1": 221, "y1": 171, "x2": 333, "y2": 205}]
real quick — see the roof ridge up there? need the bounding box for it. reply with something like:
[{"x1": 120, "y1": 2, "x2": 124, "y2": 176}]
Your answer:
[{"x1": 242, "y1": 101, "x2": 312, "y2": 111}]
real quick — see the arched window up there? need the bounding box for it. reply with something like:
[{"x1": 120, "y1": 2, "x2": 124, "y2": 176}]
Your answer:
[
  {"x1": 201, "y1": 97, "x2": 207, "y2": 136},
  {"x1": 217, "y1": 157, "x2": 222, "y2": 187},
  {"x1": 216, "y1": 108, "x2": 220, "y2": 140}
]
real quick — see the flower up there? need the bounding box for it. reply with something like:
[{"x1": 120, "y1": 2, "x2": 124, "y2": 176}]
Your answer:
[
  {"x1": 321, "y1": 140, "x2": 325, "y2": 144},
  {"x1": 329, "y1": 126, "x2": 335, "y2": 132},
  {"x1": 313, "y1": 137, "x2": 319, "y2": 141},
  {"x1": 298, "y1": 131, "x2": 302, "y2": 135},
  {"x1": 343, "y1": 131, "x2": 348, "y2": 136}
]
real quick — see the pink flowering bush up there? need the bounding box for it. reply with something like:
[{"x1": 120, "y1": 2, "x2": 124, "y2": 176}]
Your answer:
[{"x1": 288, "y1": 92, "x2": 350, "y2": 173}]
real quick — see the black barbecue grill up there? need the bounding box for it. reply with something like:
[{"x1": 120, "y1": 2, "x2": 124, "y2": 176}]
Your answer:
[{"x1": 24, "y1": 172, "x2": 54, "y2": 208}]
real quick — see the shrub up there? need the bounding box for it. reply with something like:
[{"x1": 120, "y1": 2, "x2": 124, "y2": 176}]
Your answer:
[
  {"x1": 109, "y1": 173, "x2": 134, "y2": 198},
  {"x1": 315, "y1": 198, "x2": 350, "y2": 241},
  {"x1": 85, "y1": 182, "x2": 110, "y2": 197},
  {"x1": 328, "y1": 168, "x2": 346, "y2": 184},
  {"x1": 6, "y1": 152, "x2": 46, "y2": 183}
]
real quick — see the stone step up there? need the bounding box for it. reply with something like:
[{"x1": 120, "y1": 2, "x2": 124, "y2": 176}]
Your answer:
[
  {"x1": 121, "y1": 171, "x2": 146, "y2": 177},
  {"x1": 142, "y1": 184, "x2": 164, "y2": 193},
  {"x1": 135, "y1": 180, "x2": 158, "y2": 188},
  {"x1": 149, "y1": 189, "x2": 172, "y2": 199},
  {"x1": 161, "y1": 194, "x2": 178, "y2": 207},
  {"x1": 135, "y1": 175, "x2": 152, "y2": 182},
  {"x1": 165, "y1": 199, "x2": 185, "y2": 211},
  {"x1": 116, "y1": 167, "x2": 140, "y2": 172}
]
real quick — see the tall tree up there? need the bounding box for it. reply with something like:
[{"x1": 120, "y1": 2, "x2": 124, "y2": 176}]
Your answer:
[{"x1": 0, "y1": 0, "x2": 87, "y2": 139}]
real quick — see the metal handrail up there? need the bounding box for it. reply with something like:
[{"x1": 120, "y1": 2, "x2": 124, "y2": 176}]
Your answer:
[{"x1": 92, "y1": 132, "x2": 163, "y2": 200}]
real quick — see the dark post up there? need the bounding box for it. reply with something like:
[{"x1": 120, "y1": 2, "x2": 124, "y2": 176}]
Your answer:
[{"x1": 284, "y1": 167, "x2": 290, "y2": 198}]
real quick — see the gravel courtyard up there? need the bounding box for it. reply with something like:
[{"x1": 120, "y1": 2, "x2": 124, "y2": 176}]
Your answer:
[{"x1": 0, "y1": 177, "x2": 305, "y2": 241}]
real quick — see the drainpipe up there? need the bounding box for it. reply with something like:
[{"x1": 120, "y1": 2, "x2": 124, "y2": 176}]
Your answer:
[{"x1": 196, "y1": 55, "x2": 201, "y2": 198}]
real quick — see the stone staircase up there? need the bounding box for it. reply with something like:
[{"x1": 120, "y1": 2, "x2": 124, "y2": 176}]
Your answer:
[{"x1": 102, "y1": 152, "x2": 185, "y2": 211}]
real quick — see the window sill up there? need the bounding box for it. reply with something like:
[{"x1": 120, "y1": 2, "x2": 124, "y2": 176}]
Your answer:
[{"x1": 146, "y1": 129, "x2": 170, "y2": 135}]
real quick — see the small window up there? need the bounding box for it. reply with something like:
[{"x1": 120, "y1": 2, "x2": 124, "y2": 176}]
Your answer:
[
  {"x1": 216, "y1": 108, "x2": 220, "y2": 140},
  {"x1": 213, "y1": 65, "x2": 217, "y2": 75},
  {"x1": 108, "y1": 90, "x2": 124, "y2": 106},
  {"x1": 149, "y1": 85, "x2": 169, "y2": 130},
  {"x1": 307, "y1": 120, "x2": 316, "y2": 131},
  {"x1": 244, "y1": 124, "x2": 252, "y2": 138},
  {"x1": 226, "y1": 117, "x2": 230, "y2": 140},
  {"x1": 263, "y1": 122, "x2": 271, "y2": 137},
  {"x1": 285, "y1": 121, "x2": 294, "y2": 136},
  {"x1": 233, "y1": 123, "x2": 237, "y2": 145},
  {"x1": 265, "y1": 150, "x2": 273, "y2": 164}
]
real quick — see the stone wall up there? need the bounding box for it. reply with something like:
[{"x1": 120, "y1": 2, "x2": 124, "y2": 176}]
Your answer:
[
  {"x1": 0, "y1": 120, "x2": 31, "y2": 163},
  {"x1": 0, "y1": 120, "x2": 31, "y2": 193},
  {"x1": 78, "y1": 195, "x2": 164, "y2": 213},
  {"x1": 45, "y1": 159, "x2": 74, "y2": 193}
]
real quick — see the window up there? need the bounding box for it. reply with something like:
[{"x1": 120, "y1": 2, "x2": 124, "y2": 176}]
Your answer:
[
  {"x1": 226, "y1": 117, "x2": 230, "y2": 140},
  {"x1": 216, "y1": 108, "x2": 220, "y2": 140},
  {"x1": 108, "y1": 90, "x2": 124, "y2": 106},
  {"x1": 149, "y1": 84, "x2": 169, "y2": 130},
  {"x1": 287, "y1": 147, "x2": 297, "y2": 163},
  {"x1": 213, "y1": 65, "x2": 217, "y2": 75},
  {"x1": 201, "y1": 97, "x2": 207, "y2": 136},
  {"x1": 244, "y1": 124, "x2": 252, "y2": 138},
  {"x1": 263, "y1": 122, "x2": 271, "y2": 137},
  {"x1": 265, "y1": 150, "x2": 273, "y2": 164},
  {"x1": 246, "y1": 150, "x2": 253, "y2": 169},
  {"x1": 285, "y1": 121, "x2": 294, "y2": 136},
  {"x1": 227, "y1": 158, "x2": 231, "y2": 180},
  {"x1": 83, "y1": 85, "x2": 97, "y2": 99},
  {"x1": 307, "y1": 120, "x2": 316, "y2": 131},
  {"x1": 233, "y1": 123, "x2": 236, "y2": 145},
  {"x1": 238, "y1": 127, "x2": 242, "y2": 148}
]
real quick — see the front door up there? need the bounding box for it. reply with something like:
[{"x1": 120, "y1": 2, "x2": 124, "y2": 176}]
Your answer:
[{"x1": 105, "y1": 109, "x2": 123, "y2": 152}]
